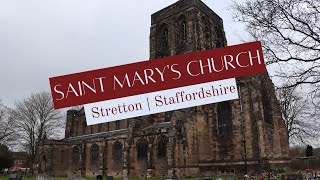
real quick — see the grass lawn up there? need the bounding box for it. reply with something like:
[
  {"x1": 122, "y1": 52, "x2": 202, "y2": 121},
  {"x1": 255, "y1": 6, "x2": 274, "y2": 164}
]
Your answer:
[
  {"x1": 1, "y1": 171, "x2": 313, "y2": 180},
  {"x1": 1, "y1": 175, "x2": 37, "y2": 180},
  {"x1": 0, "y1": 175, "x2": 242, "y2": 180},
  {"x1": 0, "y1": 175, "x2": 8, "y2": 180}
]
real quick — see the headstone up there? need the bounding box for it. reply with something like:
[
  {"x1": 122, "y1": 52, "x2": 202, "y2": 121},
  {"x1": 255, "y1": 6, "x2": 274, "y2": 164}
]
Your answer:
[
  {"x1": 96, "y1": 175, "x2": 103, "y2": 180},
  {"x1": 286, "y1": 174, "x2": 303, "y2": 180},
  {"x1": 10, "y1": 173, "x2": 17, "y2": 180},
  {"x1": 36, "y1": 175, "x2": 45, "y2": 180},
  {"x1": 107, "y1": 176, "x2": 113, "y2": 180},
  {"x1": 67, "y1": 173, "x2": 74, "y2": 180},
  {"x1": 173, "y1": 175, "x2": 179, "y2": 180}
]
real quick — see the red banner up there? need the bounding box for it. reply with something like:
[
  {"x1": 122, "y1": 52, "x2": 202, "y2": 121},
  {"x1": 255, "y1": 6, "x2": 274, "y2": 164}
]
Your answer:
[{"x1": 50, "y1": 41, "x2": 266, "y2": 109}]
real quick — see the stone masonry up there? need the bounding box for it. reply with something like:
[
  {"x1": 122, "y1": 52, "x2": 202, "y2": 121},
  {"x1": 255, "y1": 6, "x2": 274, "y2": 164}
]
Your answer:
[{"x1": 37, "y1": 0, "x2": 291, "y2": 178}]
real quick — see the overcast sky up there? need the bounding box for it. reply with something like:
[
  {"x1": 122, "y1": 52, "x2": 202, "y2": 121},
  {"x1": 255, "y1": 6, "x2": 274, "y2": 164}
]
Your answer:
[{"x1": 0, "y1": 0, "x2": 247, "y2": 107}]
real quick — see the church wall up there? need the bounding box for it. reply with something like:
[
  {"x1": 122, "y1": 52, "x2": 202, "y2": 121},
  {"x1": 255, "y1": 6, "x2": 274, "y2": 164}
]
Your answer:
[
  {"x1": 65, "y1": 111, "x2": 129, "y2": 138},
  {"x1": 146, "y1": 134, "x2": 167, "y2": 178},
  {"x1": 152, "y1": 147, "x2": 168, "y2": 178},
  {"x1": 37, "y1": 144, "x2": 73, "y2": 176},
  {"x1": 174, "y1": 139, "x2": 186, "y2": 175},
  {"x1": 84, "y1": 141, "x2": 102, "y2": 176},
  {"x1": 91, "y1": 124, "x2": 98, "y2": 134},
  {"x1": 106, "y1": 139, "x2": 124, "y2": 177},
  {"x1": 184, "y1": 74, "x2": 290, "y2": 174},
  {"x1": 79, "y1": 117, "x2": 87, "y2": 135},
  {"x1": 240, "y1": 80, "x2": 255, "y2": 160},
  {"x1": 65, "y1": 110, "x2": 76, "y2": 138},
  {"x1": 228, "y1": 80, "x2": 257, "y2": 162},
  {"x1": 266, "y1": 78, "x2": 289, "y2": 159},
  {"x1": 50, "y1": 145, "x2": 70, "y2": 176},
  {"x1": 196, "y1": 112, "x2": 212, "y2": 161},
  {"x1": 129, "y1": 137, "x2": 147, "y2": 178}
]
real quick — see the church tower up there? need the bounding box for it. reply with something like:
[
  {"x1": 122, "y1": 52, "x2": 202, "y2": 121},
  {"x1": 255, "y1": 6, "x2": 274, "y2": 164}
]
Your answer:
[
  {"x1": 149, "y1": 0, "x2": 227, "y2": 59},
  {"x1": 148, "y1": 0, "x2": 290, "y2": 177}
]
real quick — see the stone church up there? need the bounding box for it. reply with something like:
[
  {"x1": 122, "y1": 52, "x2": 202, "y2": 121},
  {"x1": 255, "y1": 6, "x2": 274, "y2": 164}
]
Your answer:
[{"x1": 37, "y1": 0, "x2": 290, "y2": 178}]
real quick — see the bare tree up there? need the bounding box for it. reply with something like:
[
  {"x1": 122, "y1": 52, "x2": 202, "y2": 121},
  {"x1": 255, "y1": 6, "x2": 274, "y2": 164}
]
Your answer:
[
  {"x1": 12, "y1": 92, "x2": 64, "y2": 172},
  {"x1": 277, "y1": 86, "x2": 319, "y2": 145},
  {"x1": 69, "y1": 105, "x2": 84, "y2": 111},
  {"x1": 231, "y1": 0, "x2": 320, "y2": 101},
  {"x1": 0, "y1": 100, "x2": 17, "y2": 146},
  {"x1": 231, "y1": 0, "x2": 320, "y2": 145}
]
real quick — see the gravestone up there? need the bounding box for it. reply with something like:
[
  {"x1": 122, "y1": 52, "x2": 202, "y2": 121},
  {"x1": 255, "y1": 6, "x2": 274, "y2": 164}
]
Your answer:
[
  {"x1": 173, "y1": 175, "x2": 179, "y2": 180},
  {"x1": 96, "y1": 175, "x2": 103, "y2": 180},
  {"x1": 286, "y1": 174, "x2": 303, "y2": 180}
]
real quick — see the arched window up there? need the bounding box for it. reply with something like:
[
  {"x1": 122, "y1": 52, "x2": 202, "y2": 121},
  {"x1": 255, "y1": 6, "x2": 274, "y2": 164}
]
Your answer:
[
  {"x1": 176, "y1": 15, "x2": 187, "y2": 54},
  {"x1": 112, "y1": 141, "x2": 122, "y2": 161},
  {"x1": 201, "y1": 16, "x2": 211, "y2": 49},
  {"x1": 98, "y1": 124, "x2": 102, "y2": 132},
  {"x1": 217, "y1": 101, "x2": 233, "y2": 134},
  {"x1": 165, "y1": 111, "x2": 173, "y2": 122},
  {"x1": 115, "y1": 121, "x2": 120, "y2": 130},
  {"x1": 42, "y1": 154, "x2": 46, "y2": 161},
  {"x1": 90, "y1": 144, "x2": 99, "y2": 162},
  {"x1": 182, "y1": 22, "x2": 186, "y2": 40},
  {"x1": 157, "y1": 24, "x2": 169, "y2": 58},
  {"x1": 176, "y1": 120, "x2": 183, "y2": 134},
  {"x1": 72, "y1": 146, "x2": 80, "y2": 164},
  {"x1": 177, "y1": 15, "x2": 187, "y2": 42},
  {"x1": 202, "y1": 16, "x2": 210, "y2": 38},
  {"x1": 261, "y1": 82, "x2": 273, "y2": 125},
  {"x1": 136, "y1": 138, "x2": 148, "y2": 159},
  {"x1": 157, "y1": 136, "x2": 167, "y2": 158},
  {"x1": 162, "y1": 28, "x2": 168, "y2": 46}
]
